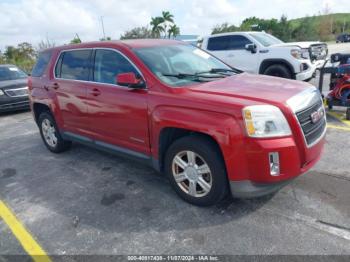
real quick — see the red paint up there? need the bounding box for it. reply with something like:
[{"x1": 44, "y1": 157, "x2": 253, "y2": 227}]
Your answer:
[{"x1": 29, "y1": 40, "x2": 325, "y2": 185}]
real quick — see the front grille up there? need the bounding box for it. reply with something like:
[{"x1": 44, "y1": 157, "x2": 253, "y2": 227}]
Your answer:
[
  {"x1": 296, "y1": 99, "x2": 326, "y2": 146},
  {"x1": 310, "y1": 44, "x2": 328, "y2": 61},
  {"x1": 4, "y1": 87, "x2": 28, "y2": 97}
]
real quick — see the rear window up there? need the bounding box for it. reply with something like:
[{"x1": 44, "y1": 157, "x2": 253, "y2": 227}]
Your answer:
[
  {"x1": 55, "y1": 49, "x2": 92, "y2": 81},
  {"x1": 207, "y1": 35, "x2": 252, "y2": 51},
  {"x1": 31, "y1": 51, "x2": 52, "y2": 77}
]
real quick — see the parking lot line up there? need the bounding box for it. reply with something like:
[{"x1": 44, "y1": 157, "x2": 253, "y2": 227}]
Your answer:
[
  {"x1": 327, "y1": 124, "x2": 350, "y2": 132},
  {"x1": 0, "y1": 200, "x2": 52, "y2": 262},
  {"x1": 327, "y1": 111, "x2": 350, "y2": 127}
]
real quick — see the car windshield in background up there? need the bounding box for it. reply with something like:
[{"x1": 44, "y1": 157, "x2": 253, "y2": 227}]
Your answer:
[
  {"x1": 134, "y1": 44, "x2": 238, "y2": 87},
  {"x1": 249, "y1": 33, "x2": 284, "y2": 47},
  {"x1": 0, "y1": 66, "x2": 27, "y2": 81}
]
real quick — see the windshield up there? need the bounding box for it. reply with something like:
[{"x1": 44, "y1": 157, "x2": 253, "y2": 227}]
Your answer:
[
  {"x1": 249, "y1": 33, "x2": 284, "y2": 47},
  {"x1": 0, "y1": 66, "x2": 27, "y2": 81},
  {"x1": 134, "y1": 44, "x2": 238, "y2": 87}
]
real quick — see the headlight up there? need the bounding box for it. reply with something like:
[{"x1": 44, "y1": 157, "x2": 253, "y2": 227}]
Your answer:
[
  {"x1": 291, "y1": 49, "x2": 302, "y2": 59},
  {"x1": 291, "y1": 49, "x2": 309, "y2": 60},
  {"x1": 243, "y1": 105, "x2": 291, "y2": 138},
  {"x1": 0, "y1": 89, "x2": 4, "y2": 96}
]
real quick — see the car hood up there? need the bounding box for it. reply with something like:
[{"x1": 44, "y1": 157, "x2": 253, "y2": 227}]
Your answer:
[
  {"x1": 0, "y1": 78, "x2": 27, "y2": 89},
  {"x1": 270, "y1": 41, "x2": 325, "y2": 49},
  {"x1": 188, "y1": 73, "x2": 315, "y2": 105}
]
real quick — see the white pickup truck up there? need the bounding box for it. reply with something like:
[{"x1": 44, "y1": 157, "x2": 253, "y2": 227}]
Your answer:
[{"x1": 200, "y1": 31, "x2": 328, "y2": 81}]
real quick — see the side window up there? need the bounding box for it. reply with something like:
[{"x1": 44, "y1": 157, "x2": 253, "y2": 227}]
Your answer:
[
  {"x1": 207, "y1": 36, "x2": 230, "y2": 51},
  {"x1": 31, "y1": 51, "x2": 52, "y2": 77},
  {"x1": 227, "y1": 35, "x2": 252, "y2": 50},
  {"x1": 93, "y1": 49, "x2": 138, "y2": 85},
  {"x1": 207, "y1": 35, "x2": 252, "y2": 51},
  {"x1": 58, "y1": 50, "x2": 92, "y2": 81}
]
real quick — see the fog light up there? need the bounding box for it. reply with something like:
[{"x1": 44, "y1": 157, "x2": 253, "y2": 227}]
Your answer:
[{"x1": 269, "y1": 152, "x2": 280, "y2": 176}]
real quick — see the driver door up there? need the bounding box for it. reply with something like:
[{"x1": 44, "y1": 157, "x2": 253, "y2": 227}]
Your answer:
[{"x1": 86, "y1": 49, "x2": 150, "y2": 155}]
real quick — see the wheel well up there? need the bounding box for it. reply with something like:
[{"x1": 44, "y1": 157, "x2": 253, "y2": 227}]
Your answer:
[
  {"x1": 33, "y1": 103, "x2": 51, "y2": 124},
  {"x1": 158, "y1": 127, "x2": 222, "y2": 172},
  {"x1": 259, "y1": 60, "x2": 295, "y2": 79}
]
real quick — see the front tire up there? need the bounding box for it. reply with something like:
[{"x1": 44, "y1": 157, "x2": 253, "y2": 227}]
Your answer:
[
  {"x1": 164, "y1": 136, "x2": 229, "y2": 206},
  {"x1": 263, "y1": 64, "x2": 292, "y2": 79},
  {"x1": 38, "y1": 112, "x2": 71, "y2": 153}
]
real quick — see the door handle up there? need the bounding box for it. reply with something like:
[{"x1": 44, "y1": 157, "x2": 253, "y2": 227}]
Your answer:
[
  {"x1": 51, "y1": 83, "x2": 59, "y2": 89},
  {"x1": 89, "y1": 88, "x2": 101, "y2": 96},
  {"x1": 227, "y1": 54, "x2": 235, "y2": 57},
  {"x1": 44, "y1": 83, "x2": 59, "y2": 90}
]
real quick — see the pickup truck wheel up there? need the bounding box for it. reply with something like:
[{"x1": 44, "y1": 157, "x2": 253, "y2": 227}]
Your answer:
[
  {"x1": 164, "y1": 136, "x2": 228, "y2": 206},
  {"x1": 263, "y1": 64, "x2": 292, "y2": 79},
  {"x1": 38, "y1": 112, "x2": 71, "y2": 153}
]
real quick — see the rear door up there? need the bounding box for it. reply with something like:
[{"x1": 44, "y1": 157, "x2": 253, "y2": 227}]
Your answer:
[
  {"x1": 85, "y1": 49, "x2": 150, "y2": 155},
  {"x1": 52, "y1": 49, "x2": 92, "y2": 134},
  {"x1": 206, "y1": 35, "x2": 259, "y2": 73}
]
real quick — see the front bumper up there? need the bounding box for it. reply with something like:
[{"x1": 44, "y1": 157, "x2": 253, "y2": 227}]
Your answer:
[
  {"x1": 0, "y1": 97, "x2": 30, "y2": 112},
  {"x1": 228, "y1": 134, "x2": 325, "y2": 198},
  {"x1": 295, "y1": 59, "x2": 326, "y2": 81},
  {"x1": 230, "y1": 179, "x2": 293, "y2": 198}
]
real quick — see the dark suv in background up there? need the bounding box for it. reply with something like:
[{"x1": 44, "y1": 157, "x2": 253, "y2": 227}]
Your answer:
[
  {"x1": 336, "y1": 33, "x2": 350, "y2": 43},
  {"x1": 0, "y1": 64, "x2": 29, "y2": 112}
]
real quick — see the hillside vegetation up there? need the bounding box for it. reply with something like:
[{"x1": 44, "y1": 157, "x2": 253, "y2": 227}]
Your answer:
[{"x1": 212, "y1": 13, "x2": 350, "y2": 42}]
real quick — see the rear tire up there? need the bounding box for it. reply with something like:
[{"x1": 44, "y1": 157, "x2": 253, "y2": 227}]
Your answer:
[
  {"x1": 164, "y1": 135, "x2": 229, "y2": 206},
  {"x1": 38, "y1": 112, "x2": 71, "y2": 153},
  {"x1": 263, "y1": 64, "x2": 292, "y2": 79}
]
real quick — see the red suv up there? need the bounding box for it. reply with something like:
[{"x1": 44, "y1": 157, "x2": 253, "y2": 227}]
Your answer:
[{"x1": 29, "y1": 40, "x2": 326, "y2": 206}]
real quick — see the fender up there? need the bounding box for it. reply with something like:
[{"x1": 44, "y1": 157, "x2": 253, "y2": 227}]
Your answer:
[
  {"x1": 150, "y1": 105, "x2": 246, "y2": 180},
  {"x1": 259, "y1": 59, "x2": 296, "y2": 76},
  {"x1": 30, "y1": 86, "x2": 64, "y2": 129}
]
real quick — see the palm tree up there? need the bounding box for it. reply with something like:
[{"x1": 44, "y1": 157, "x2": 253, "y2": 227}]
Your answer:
[
  {"x1": 161, "y1": 11, "x2": 174, "y2": 38},
  {"x1": 150, "y1": 17, "x2": 164, "y2": 38},
  {"x1": 168, "y1": 24, "x2": 180, "y2": 39}
]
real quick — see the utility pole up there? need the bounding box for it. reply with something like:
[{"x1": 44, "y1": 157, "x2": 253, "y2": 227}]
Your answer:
[{"x1": 100, "y1": 16, "x2": 106, "y2": 40}]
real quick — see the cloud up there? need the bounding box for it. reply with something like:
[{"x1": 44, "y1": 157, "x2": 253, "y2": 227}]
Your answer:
[{"x1": 0, "y1": 0, "x2": 349, "y2": 51}]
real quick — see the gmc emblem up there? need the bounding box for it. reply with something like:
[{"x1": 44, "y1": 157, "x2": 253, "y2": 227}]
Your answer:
[{"x1": 311, "y1": 107, "x2": 324, "y2": 124}]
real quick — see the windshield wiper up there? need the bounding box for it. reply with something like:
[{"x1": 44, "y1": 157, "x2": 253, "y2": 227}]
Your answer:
[
  {"x1": 196, "y1": 68, "x2": 238, "y2": 75},
  {"x1": 162, "y1": 73, "x2": 224, "y2": 80}
]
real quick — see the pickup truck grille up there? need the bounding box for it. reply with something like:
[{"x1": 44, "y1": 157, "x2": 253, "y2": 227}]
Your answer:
[
  {"x1": 296, "y1": 99, "x2": 326, "y2": 146},
  {"x1": 310, "y1": 43, "x2": 328, "y2": 61}
]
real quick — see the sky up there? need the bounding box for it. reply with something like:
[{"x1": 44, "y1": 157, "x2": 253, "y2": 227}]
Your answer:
[{"x1": 0, "y1": 0, "x2": 349, "y2": 51}]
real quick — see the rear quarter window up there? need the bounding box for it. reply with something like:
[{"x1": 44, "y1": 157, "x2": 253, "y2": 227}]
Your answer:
[
  {"x1": 31, "y1": 51, "x2": 53, "y2": 77},
  {"x1": 55, "y1": 49, "x2": 92, "y2": 81}
]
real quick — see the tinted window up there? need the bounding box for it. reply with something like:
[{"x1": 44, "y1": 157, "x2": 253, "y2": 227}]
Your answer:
[
  {"x1": 207, "y1": 35, "x2": 252, "y2": 51},
  {"x1": 0, "y1": 66, "x2": 27, "y2": 81},
  {"x1": 93, "y1": 49, "x2": 138, "y2": 85},
  {"x1": 31, "y1": 51, "x2": 52, "y2": 77},
  {"x1": 58, "y1": 50, "x2": 92, "y2": 80}
]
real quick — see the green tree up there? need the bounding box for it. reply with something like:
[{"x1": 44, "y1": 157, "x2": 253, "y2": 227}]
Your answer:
[
  {"x1": 212, "y1": 23, "x2": 239, "y2": 34},
  {"x1": 168, "y1": 24, "x2": 180, "y2": 39},
  {"x1": 2, "y1": 42, "x2": 36, "y2": 72},
  {"x1": 161, "y1": 11, "x2": 174, "y2": 37},
  {"x1": 100, "y1": 36, "x2": 112, "y2": 41},
  {"x1": 150, "y1": 16, "x2": 165, "y2": 38},
  {"x1": 70, "y1": 34, "x2": 82, "y2": 44},
  {"x1": 120, "y1": 26, "x2": 153, "y2": 40}
]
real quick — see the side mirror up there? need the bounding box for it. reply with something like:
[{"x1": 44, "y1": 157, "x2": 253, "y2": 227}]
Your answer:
[
  {"x1": 245, "y1": 43, "x2": 257, "y2": 53},
  {"x1": 116, "y1": 72, "x2": 145, "y2": 88}
]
